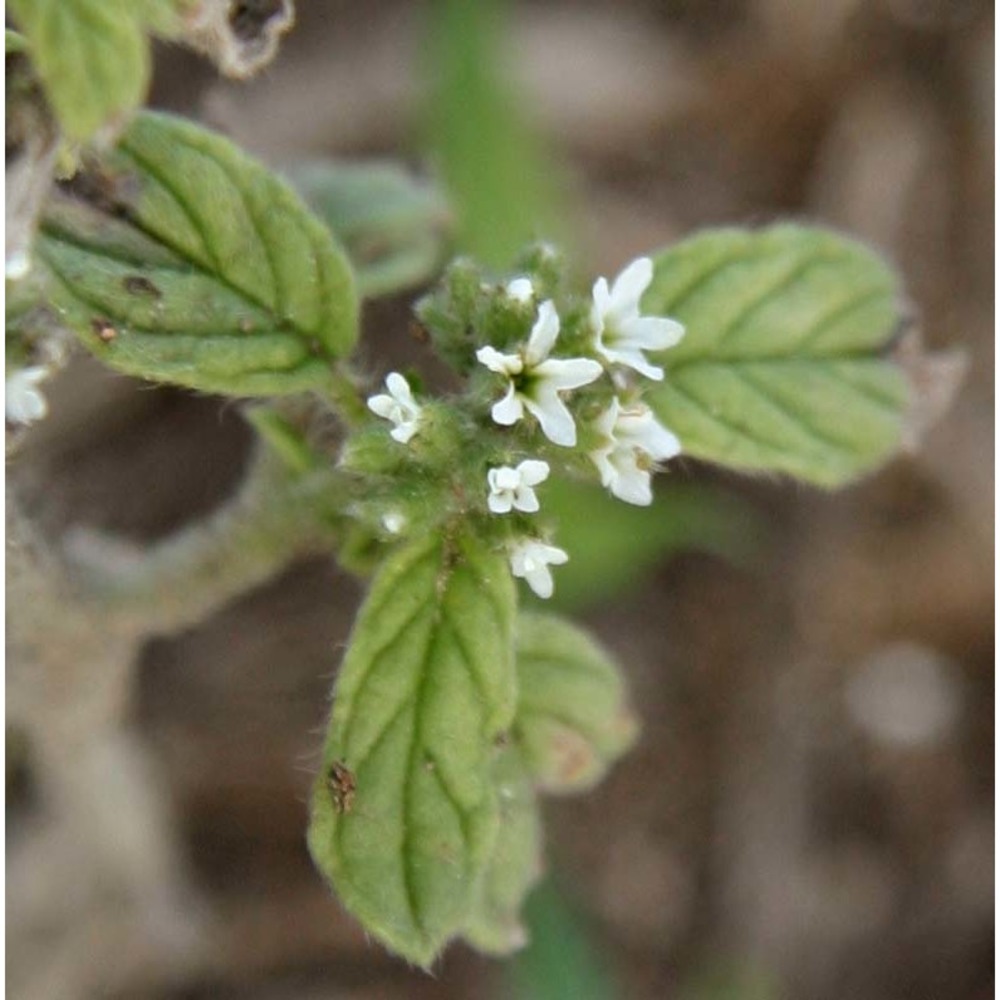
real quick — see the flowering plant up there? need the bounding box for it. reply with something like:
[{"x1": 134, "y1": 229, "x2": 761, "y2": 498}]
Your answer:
[{"x1": 5, "y1": 0, "x2": 955, "y2": 971}]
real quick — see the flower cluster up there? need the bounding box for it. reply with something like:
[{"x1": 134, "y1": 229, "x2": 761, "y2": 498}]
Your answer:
[
  {"x1": 366, "y1": 256, "x2": 684, "y2": 599},
  {"x1": 476, "y1": 300, "x2": 601, "y2": 448}
]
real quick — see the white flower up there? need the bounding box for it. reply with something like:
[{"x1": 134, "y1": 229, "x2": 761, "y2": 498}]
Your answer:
[
  {"x1": 591, "y1": 256, "x2": 684, "y2": 381},
  {"x1": 508, "y1": 538, "x2": 569, "y2": 599},
  {"x1": 589, "y1": 398, "x2": 681, "y2": 506},
  {"x1": 367, "y1": 372, "x2": 422, "y2": 444},
  {"x1": 487, "y1": 459, "x2": 550, "y2": 514},
  {"x1": 505, "y1": 277, "x2": 534, "y2": 303},
  {"x1": 476, "y1": 300, "x2": 602, "y2": 447},
  {"x1": 5, "y1": 366, "x2": 50, "y2": 426}
]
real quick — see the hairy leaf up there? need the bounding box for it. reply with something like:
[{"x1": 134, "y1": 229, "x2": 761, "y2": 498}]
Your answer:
[
  {"x1": 8, "y1": 0, "x2": 149, "y2": 141},
  {"x1": 308, "y1": 533, "x2": 517, "y2": 967},
  {"x1": 462, "y1": 747, "x2": 544, "y2": 955},
  {"x1": 515, "y1": 613, "x2": 639, "y2": 795},
  {"x1": 646, "y1": 225, "x2": 909, "y2": 487},
  {"x1": 29, "y1": 111, "x2": 358, "y2": 396}
]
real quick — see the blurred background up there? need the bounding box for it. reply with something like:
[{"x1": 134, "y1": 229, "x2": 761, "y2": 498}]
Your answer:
[{"x1": 6, "y1": 1, "x2": 994, "y2": 998}]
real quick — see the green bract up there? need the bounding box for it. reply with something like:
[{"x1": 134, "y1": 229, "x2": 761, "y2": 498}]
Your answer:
[
  {"x1": 645, "y1": 225, "x2": 909, "y2": 487},
  {"x1": 308, "y1": 533, "x2": 517, "y2": 967},
  {"x1": 28, "y1": 111, "x2": 358, "y2": 396}
]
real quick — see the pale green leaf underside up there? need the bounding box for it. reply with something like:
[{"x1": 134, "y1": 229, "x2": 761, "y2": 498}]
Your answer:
[
  {"x1": 8, "y1": 0, "x2": 149, "y2": 141},
  {"x1": 30, "y1": 112, "x2": 358, "y2": 396},
  {"x1": 646, "y1": 225, "x2": 909, "y2": 487},
  {"x1": 308, "y1": 534, "x2": 517, "y2": 967},
  {"x1": 288, "y1": 161, "x2": 451, "y2": 299},
  {"x1": 514, "y1": 613, "x2": 639, "y2": 795}
]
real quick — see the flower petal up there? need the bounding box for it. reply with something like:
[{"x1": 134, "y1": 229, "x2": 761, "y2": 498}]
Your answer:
[
  {"x1": 533, "y1": 356, "x2": 603, "y2": 391},
  {"x1": 477, "y1": 345, "x2": 522, "y2": 375},
  {"x1": 385, "y1": 371, "x2": 413, "y2": 404},
  {"x1": 491, "y1": 384, "x2": 524, "y2": 426},
  {"x1": 589, "y1": 445, "x2": 616, "y2": 488},
  {"x1": 620, "y1": 410, "x2": 682, "y2": 461},
  {"x1": 524, "y1": 564, "x2": 554, "y2": 599},
  {"x1": 488, "y1": 491, "x2": 514, "y2": 514},
  {"x1": 367, "y1": 394, "x2": 397, "y2": 419},
  {"x1": 609, "y1": 257, "x2": 653, "y2": 316},
  {"x1": 525, "y1": 300, "x2": 561, "y2": 366},
  {"x1": 522, "y1": 388, "x2": 577, "y2": 447},
  {"x1": 538, "y1": 542, "x2": 570, "y2": 567},
  {"x1": 516, "y1": 459, "x2": 551, "y2": 486},
  {"x1": 609, "y1": 457, "x2": 654, "y2": 506},
  {"x1": 508, "y1": 539, "x2": 568, "y2": 599},
  {"x1": 390, "y1": 423, "x2": 418, "y2": 444},
  {"x1": 590, "y1": 276, "x2": 612, "y2": 332},
  {"x1": 596, "y1": 345, "x2": 664, "y2": 381},
  {"x1": 619, "y1": 315, "x2": 685, "y2": 352},
  {"x1": 513, "y1": 486, "x2": 540, "y2": 513}
]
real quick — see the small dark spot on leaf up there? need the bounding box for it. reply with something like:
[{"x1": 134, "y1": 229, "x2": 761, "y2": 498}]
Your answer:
[{"x1": 122, "y1": 275, "x2": 161, "y2": 298}]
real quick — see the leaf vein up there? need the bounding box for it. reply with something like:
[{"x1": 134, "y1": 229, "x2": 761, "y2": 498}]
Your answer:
[
  {"x1": 734, "y1": 367, "x2": 855, "y2": 455},
  {"x1": 711, "y1": 252, "x2": 839, "y2": 351},
  {"x1": 791, "y1": 286, "x2": 891, "y2": 354},
  {"x1": 653, "y1": 249, "x2": 754, "y2": 315},
  {"x1": 441, "y1": 615, "x2": 491, "y2": 716},
  {"x1": 226, "y1": 170, "x2": 285, "y2": 319},
  {"x1": 339, "y1": 595, "x2": 436, "y2": 755},
  {"x1": 664, "y1": 377, "x2": 786, "y2": 457},
  {"x1": 115, "y1": 143, "x2": 219, "y2": 272}
]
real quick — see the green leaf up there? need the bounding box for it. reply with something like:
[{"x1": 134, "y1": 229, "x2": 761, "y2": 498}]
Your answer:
[
  {"x1": 308, "y1": 533, "x2": 518, "y2": 967},
  {"x1": 287, "y1": 161, "x2": 452, "y2": 299},
  {"x1": 645, "y1": 225, "x2": 909, "y2": 487},
  {"x1": 8, "y1": 0, "x2": 150, "y2": 141},
  {"x1": 462, "y1": 747, "x2": 544, "y2": 955},
  {"x1": 28, "y1": 111, "x2": 358, "y2": 396},
  {"x1": 514, "y1": 613, "x2": 638, "y2": 795}
]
